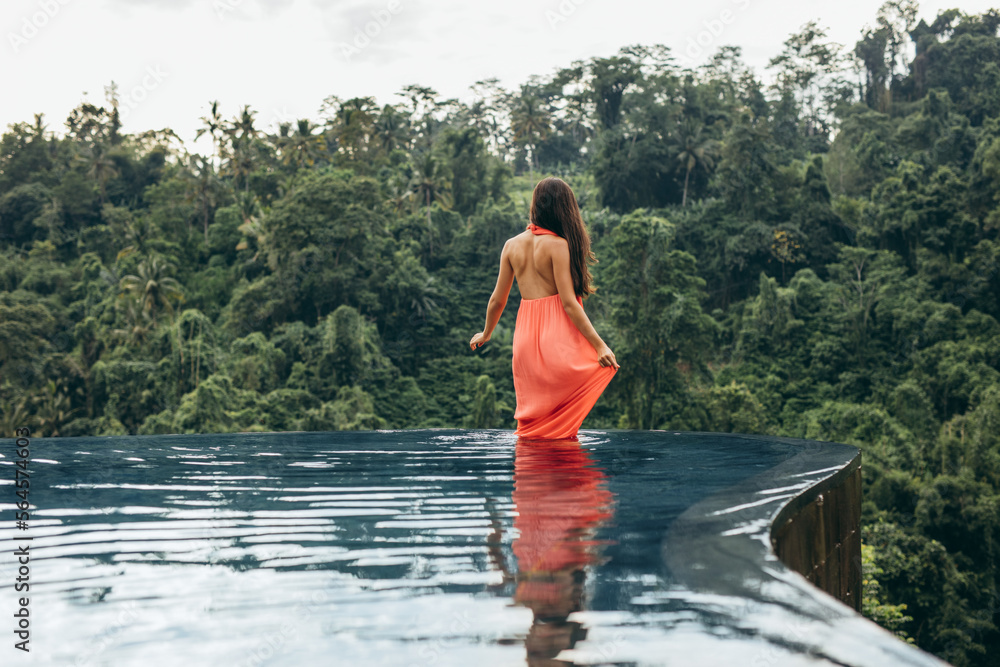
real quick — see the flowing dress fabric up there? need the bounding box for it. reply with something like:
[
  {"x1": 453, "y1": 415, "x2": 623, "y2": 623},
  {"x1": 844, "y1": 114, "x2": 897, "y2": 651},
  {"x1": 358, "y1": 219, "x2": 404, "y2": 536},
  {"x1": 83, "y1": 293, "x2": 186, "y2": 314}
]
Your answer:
[{"x1": 513, "y1": 223, "x2": 617, "y2": 439}]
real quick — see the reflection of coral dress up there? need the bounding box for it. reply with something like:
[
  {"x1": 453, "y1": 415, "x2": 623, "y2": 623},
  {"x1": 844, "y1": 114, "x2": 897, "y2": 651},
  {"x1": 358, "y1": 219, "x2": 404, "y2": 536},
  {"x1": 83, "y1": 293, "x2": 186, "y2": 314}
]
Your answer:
[
  {"x1": 512, "y1": 438, "x2": 614, "y2": 607},
  {"x1": 513, "y1": 223, "x2": 617, "y2": 439}
]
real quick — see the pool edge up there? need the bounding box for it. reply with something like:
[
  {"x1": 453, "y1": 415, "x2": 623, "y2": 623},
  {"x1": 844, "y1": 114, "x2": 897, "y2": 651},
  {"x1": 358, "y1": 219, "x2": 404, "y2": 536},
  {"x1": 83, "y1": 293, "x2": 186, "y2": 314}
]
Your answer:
[
  {"x1": 770, "y1": 446, "x2": 863, "y2": 612},
  {"x1": 659, "y1": 433, "x2": 951, "y2": 667}
]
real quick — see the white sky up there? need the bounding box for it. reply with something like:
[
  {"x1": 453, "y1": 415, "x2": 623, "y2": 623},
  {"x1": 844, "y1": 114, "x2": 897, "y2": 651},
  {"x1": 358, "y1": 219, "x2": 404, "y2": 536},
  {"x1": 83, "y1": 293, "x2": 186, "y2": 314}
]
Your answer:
[{"x1": 1, "y1": 0, "x2": 997, "y2": 155}]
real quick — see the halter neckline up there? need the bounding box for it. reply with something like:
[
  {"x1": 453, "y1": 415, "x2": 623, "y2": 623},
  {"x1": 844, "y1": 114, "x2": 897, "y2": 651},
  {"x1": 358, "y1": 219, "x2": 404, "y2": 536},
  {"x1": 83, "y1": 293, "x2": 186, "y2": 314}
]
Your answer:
[{"x1": 527, "y1": 222, "x2": 559, "y2": 237}]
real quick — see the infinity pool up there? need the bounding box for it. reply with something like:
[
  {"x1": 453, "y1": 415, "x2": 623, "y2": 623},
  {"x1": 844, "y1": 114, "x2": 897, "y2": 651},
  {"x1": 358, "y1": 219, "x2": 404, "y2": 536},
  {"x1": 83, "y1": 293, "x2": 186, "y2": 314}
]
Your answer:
[{"x1": 0, "y1": 429, "x2": 946, "y2": 666}]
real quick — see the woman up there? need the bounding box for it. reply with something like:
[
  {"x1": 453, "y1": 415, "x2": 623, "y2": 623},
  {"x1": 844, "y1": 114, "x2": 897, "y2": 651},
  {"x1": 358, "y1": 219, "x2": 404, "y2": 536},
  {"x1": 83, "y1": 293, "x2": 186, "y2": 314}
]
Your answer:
[{"x1": 469, "y1": 177, "x2": 619, "y2": 439}]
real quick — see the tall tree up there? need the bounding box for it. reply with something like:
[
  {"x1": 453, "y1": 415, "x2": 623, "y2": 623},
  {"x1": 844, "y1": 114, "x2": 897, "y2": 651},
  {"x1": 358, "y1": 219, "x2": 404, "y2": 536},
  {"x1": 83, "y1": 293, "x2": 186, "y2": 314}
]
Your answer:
[
  {"x1": 672, "y1": 119, "x2": 719, "y2": 207},
  {"x1": 181, "y1": 154, "x2": 225, "y2": 243},
  {"x1": 511, "y1": 94, "x2": 552, "y2": 177},
  {"x1": 195, "y1": 100, "x2": 225, "y2": 160},
  {"x1": 409, "y1": 152, "x2": 453, "y2": 258},
  {"x1": 119, "y1": 255, "x2": 185, "y2": 324},
  {"x1": 77, "y1": 143, "x2": 119, "y2": 205}
]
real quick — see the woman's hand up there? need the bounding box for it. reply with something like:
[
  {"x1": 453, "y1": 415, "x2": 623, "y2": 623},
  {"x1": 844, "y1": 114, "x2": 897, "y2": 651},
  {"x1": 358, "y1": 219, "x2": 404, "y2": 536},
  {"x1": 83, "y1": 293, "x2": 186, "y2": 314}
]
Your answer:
[
  {"x1": 596, "y1": 343, "x2": 620, "y2": 370},
  {"x1": 470, "y1": 332, "x2": 490, "y2": 350}
]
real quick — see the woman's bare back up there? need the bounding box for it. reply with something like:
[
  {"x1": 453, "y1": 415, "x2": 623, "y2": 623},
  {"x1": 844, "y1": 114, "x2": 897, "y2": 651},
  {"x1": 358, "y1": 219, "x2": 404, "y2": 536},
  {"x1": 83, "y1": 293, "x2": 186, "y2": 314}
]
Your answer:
[
  {"x1": 471, "y1": 179, "x2": 618, "y2": 371},
  {"x1": 508, "y1": 230, "x2": 563, "y2": 299}
]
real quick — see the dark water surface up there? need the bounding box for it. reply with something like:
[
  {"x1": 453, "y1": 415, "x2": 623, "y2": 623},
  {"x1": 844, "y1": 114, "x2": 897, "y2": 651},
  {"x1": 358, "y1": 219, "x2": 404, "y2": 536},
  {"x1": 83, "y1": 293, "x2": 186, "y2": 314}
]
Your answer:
[{"x1": 0, "y1": 429, "x2": 944, "y2": 666}]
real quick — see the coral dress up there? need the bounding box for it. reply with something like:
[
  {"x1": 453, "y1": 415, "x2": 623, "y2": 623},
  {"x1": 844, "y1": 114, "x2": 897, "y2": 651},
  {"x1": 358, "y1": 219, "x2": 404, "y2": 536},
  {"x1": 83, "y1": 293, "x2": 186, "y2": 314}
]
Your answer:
[{"x1": 512, "y1": 223, "x2": 618, "y2": 439}]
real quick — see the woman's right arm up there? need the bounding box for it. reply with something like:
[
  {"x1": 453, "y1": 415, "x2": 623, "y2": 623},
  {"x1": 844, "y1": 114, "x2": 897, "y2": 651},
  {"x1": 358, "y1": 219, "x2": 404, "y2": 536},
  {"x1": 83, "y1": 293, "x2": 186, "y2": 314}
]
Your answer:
[
  {"x1": 471, "y1": 240, "x2": 515, "y2": 350},
  {"x1": 551, "y1": 240, "x2": 620, "y2": 369}
]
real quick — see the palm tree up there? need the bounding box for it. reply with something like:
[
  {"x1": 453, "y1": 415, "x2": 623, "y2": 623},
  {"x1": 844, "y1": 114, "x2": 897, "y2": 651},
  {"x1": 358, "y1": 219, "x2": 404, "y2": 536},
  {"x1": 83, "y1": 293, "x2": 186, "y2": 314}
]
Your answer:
[
  {"x1": 111, "y1": 293, "x2": 155, "y2": 346},
  {"x1": 384, "y1": 170, "x2": 416, "y2": 217},
  {"x1": 329, "y1": 97, "x2": 378, "y2": 161},
  {"x1": 233, "y1": 189, "x2": 265, "y2": 261},
  {"x1": 511, "y1": 95, "x2": 552, "y2": 177},
  {"x1": 281, "y1": 119, "x2": 325, "y2": 170},
  {"x1": 222, "y1": 105, "x2": 259, "y2": 193},
  {"x1": 115, "y1": 213, "x2": 155, "y2": 262},
  {"x1": 77, "y1": 144, "x2": 119, "y2": 204},
  {"x1": 234, "y1": 189, "x2": 260, "y2": 224},
  {"x1": 235, "y1": 204, "x2": 267, "y2": 263},
  {"x1": 119, "y1": 255, "x2": 185, "y2": 323},
  {"x1": 409, "y1": 153, "x2": 453, "y2": 259},
  {"x1": 231, "y1": 105, "x2": 259, "y2": 142},
  {"x1": 195, "y1": 100, "x2": 224, "y2": 160},
  {"x1": 181, "y1": 154, "x2": 224, "y2": 242},
  {"x1": 227, "y1": 137, "x2": 257, "y2": 194},
  {"x1": 672, "y1": 119, "x2": 719, "y2": 207},
  {"x1": 374, "y1": 105, "x2": 410, "y2": 154}
]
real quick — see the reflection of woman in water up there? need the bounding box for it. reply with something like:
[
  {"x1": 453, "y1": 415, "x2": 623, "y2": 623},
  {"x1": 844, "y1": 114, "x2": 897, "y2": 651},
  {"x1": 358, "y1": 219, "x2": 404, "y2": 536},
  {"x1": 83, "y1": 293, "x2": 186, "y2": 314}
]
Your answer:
[
  {"x1": 510, "y1": 437, "x2": 615, "y2": 665},
  {"x1": 469, "y1": 177, "x2": 619, "y2": 440}
]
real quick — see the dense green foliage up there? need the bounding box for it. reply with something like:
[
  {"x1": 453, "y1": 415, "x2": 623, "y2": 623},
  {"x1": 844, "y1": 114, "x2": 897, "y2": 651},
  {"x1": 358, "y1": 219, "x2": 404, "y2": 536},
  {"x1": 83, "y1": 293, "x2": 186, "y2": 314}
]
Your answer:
[{"x1": 1, "y1": 3, "x2": 998, "y2": 663}]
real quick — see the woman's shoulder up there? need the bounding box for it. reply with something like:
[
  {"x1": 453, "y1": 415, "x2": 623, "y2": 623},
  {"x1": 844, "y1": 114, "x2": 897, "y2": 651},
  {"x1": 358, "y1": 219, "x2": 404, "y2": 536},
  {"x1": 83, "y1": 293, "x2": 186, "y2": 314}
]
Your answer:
[
  {"x1": 520, "y1": 231, "x2": 566, "y2": 242},
  {"x1": 512, "y1": 227, "x2": 567, "y2": 251},
  {"x1": 508, "y1": 231, "x2": 528, "y2": 245}
]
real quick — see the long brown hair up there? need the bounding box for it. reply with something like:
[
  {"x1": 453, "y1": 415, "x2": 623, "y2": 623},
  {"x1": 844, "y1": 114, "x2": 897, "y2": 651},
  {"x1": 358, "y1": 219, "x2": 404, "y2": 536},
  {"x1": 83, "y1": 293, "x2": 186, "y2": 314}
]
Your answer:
[{"x1": 529, "y1": 177, "x2": 597, "y2": 299}]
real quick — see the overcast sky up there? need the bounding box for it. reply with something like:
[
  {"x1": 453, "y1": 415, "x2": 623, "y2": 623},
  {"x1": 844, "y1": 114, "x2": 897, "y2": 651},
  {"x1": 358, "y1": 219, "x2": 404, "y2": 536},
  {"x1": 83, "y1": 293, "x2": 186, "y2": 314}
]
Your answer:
[{"x1": 1, "y1": 0, "x2": 997, "y2": 155}]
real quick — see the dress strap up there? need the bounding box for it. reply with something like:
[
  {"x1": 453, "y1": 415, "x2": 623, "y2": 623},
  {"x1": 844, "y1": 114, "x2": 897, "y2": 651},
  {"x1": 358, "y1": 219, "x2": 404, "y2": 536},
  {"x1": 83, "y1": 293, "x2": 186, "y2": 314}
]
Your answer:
[{"x1": 527, "y1": 222, "x2": 560, "y2": 237}]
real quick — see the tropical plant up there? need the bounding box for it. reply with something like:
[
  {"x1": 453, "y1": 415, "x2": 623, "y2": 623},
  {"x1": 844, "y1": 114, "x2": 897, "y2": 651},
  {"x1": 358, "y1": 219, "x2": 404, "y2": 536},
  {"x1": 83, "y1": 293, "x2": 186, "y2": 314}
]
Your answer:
[{"x1": 119, "y1": 255, "x2": 185, "y2": 324}]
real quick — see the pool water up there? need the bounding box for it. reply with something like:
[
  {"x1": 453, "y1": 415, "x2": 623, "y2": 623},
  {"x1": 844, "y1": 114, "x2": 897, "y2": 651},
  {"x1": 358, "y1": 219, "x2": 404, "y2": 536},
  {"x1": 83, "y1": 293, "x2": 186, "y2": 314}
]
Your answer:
[{"x1": 0, "y1": 429, "x2": 942, "y2": 666}]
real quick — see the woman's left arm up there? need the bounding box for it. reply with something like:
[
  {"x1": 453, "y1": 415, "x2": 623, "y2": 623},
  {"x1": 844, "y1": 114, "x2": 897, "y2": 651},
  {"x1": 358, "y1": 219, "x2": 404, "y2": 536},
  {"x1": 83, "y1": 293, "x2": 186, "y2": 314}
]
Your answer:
[{"x1": 470, "y1": 241, "x2": 514, "y2": 350}]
